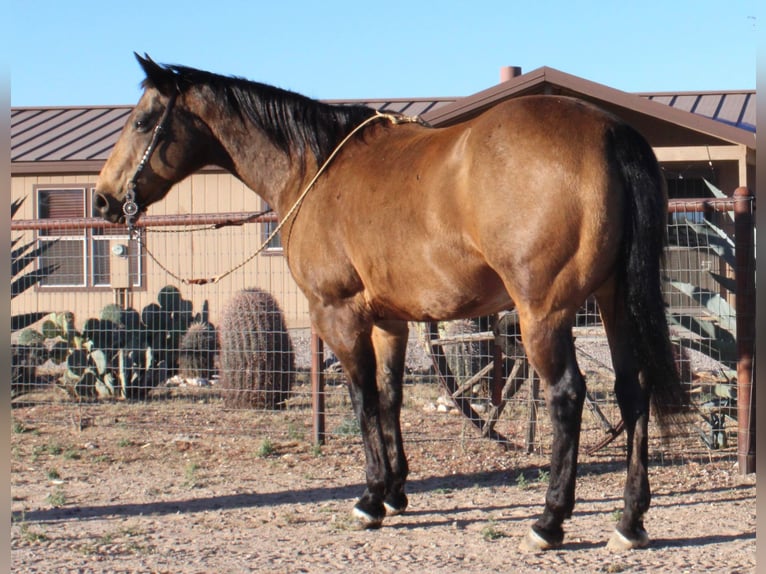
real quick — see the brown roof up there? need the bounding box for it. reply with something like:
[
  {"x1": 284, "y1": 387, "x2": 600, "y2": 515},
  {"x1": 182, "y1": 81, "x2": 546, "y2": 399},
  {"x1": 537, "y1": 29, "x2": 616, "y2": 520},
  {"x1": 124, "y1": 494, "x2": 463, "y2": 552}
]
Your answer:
[
  {"x1": 422, "y1": 67, "x2": 755, "y2": 149},
  {"x1": 323, "y1": 97, "x2": 456, "y2": 118},
  {"x1": 640, "y1": 91, "x2": 755, "y2": 132},
  {"x1": 12, "y1": 106, "x2": 133, "y2": 173},
  {"x1": 10, "y1": 99, "x2": 455, "y2": 174},
  {"x1": 11, "y1": 67, "x2": 755, "y2": 174}
]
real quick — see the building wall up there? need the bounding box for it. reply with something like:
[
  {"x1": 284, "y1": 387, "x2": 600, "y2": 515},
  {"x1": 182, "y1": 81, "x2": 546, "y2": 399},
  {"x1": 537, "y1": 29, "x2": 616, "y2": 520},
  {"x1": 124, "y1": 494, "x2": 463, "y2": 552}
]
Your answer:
[{"x1": 11, "y1": 172, "x2": 312, "y2": 336}]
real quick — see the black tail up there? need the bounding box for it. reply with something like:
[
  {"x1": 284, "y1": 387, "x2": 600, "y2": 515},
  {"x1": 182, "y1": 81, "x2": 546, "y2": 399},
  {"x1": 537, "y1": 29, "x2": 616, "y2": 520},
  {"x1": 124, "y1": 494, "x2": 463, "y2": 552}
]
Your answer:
[{"x1": 609, "y1": 124, "x2": 687, "y2": 428}]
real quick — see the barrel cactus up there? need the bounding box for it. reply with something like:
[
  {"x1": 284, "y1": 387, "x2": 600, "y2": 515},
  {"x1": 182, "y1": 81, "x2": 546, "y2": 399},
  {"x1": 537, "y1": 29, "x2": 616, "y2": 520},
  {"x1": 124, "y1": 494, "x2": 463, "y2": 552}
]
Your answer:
[
  {"x1": 219, "y1": 288, "x2": 295, "y2": 409},
  {"x1": 178, "y1": 321, "x2": 219, "y2": 381}
]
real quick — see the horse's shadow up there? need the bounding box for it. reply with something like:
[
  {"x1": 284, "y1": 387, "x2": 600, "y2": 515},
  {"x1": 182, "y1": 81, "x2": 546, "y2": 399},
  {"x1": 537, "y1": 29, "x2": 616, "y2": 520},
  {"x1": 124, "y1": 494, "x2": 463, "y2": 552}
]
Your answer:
[
  {"x1": 13, "y1": 461, "x2": 754, "y2": 552},
  {"x1": 10, "y1": 463, "x2": 553, "y2": 524}
]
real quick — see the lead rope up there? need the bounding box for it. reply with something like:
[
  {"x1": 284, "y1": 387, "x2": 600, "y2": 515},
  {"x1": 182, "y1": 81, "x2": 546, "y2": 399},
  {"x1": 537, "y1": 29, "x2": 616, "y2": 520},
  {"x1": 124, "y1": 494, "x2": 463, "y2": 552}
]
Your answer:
[{"x1": 131, "y1": 110, "x2": 421, "y2": 285}]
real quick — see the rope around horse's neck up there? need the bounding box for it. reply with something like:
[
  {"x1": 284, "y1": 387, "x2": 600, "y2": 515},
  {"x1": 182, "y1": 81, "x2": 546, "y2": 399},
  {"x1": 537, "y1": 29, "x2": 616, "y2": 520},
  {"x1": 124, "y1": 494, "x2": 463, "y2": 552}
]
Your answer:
[{"x1": 134, "y1": 110, "x2": 421, "y2": 286}]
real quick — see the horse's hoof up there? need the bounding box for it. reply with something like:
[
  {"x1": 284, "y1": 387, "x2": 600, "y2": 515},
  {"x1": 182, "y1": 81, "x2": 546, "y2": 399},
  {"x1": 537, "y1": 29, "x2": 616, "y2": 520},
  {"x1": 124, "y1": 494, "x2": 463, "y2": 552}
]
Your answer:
[
  {"x1": 606, "y1": 528, "x2": 650, "y2": 552},
  {"x1": 383, "y1": 492, "x2": 408, "y2": 516},
  {"x1": 352, "y1": 506, "x2": 384, "y2": 530},
  {"x1": 519, "y1": 528, "x2": 562, "y2": 552}
]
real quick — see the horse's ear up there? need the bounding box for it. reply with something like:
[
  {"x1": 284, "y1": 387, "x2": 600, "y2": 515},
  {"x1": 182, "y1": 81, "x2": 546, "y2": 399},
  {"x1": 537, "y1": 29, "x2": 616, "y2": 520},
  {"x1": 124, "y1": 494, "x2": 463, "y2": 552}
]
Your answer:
[{"x1": 134, "y1": 52, "x2": 177, "y2": 97}]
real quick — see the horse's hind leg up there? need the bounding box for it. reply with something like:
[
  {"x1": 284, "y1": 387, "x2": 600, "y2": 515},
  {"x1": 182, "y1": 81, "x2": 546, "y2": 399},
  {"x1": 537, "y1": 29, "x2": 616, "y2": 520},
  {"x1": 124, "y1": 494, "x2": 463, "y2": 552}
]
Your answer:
[
  {"x1": 596, "y1": 285, "x2": 652, "y2": 551},
  {"x1": 518, "y1": 309, "x2": 586, "y2": 551},
  {"x1": 372, "y1": 320, "x2": 409, "y2": 515}
]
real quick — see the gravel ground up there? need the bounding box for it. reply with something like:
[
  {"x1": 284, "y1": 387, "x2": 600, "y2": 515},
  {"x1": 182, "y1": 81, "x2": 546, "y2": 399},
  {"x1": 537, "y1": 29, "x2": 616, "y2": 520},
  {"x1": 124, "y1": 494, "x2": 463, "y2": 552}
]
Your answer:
[
  {"x1": 11, "y1": 394, "x2": 755, "y2": 574},
  {"x1": 12, "y1": 321, "x2": 748, "y2": 573}
]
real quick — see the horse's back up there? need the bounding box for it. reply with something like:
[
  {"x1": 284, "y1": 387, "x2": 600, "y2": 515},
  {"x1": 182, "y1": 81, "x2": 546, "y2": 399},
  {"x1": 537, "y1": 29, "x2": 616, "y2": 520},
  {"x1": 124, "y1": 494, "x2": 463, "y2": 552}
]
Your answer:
[
  {"x1": 297, "y1": 95, "x2": 646, "y2": 322},
  {"x1": 452, "y1": 96, "x2": 630, "y2": 307}
]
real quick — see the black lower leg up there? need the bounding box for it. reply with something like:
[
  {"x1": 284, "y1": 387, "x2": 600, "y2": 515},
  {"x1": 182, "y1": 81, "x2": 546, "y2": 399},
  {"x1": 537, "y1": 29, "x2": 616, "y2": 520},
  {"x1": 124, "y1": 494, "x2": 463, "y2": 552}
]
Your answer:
[
  {"x1": 532, "y1": 366, "x2": 586, "y2": 545},
  {"x1": 372, "y1": 322, "x2": 409, "y2": 515},
  {"x1": 347, "y1": 382, "x2": 389, "y2": 524},
  {"x1": 616, "y1": 410, "x2": 651, "y2": 541}
]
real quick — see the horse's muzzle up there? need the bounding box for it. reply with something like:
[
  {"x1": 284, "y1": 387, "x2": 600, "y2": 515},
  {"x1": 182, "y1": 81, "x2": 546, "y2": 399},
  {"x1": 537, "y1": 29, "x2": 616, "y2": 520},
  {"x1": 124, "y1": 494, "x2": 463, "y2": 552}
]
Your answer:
[{"x1": 93, "y1": 191, "x2": 126, "y2": 224}]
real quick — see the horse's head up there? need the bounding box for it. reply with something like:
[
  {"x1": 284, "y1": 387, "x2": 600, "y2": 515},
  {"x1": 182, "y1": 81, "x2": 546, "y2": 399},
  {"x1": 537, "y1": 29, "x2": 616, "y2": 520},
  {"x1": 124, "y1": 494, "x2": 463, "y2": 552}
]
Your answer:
[{"x1": 94, "y1": 53, "x2": 213, "y2": 224}]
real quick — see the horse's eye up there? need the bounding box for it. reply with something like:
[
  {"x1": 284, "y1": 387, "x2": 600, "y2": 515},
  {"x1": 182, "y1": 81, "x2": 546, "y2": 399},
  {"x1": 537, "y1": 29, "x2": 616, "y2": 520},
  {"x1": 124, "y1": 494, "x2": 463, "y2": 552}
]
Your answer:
[{"x1": 134, "y1": 116, "x2": 151, "y2": 133}]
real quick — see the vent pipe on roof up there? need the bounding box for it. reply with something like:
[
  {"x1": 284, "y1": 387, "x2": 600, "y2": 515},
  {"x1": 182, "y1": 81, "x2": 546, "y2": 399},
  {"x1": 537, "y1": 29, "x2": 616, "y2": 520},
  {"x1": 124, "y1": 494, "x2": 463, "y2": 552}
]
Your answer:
[{"x1": 499, "y1": 66, "x2": 522, "y2": 83}]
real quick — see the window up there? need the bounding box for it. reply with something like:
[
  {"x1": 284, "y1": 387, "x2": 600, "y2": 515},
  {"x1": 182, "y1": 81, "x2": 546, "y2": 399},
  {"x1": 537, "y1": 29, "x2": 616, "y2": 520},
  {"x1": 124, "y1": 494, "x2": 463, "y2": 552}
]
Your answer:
[
  {"x1": 260, "y1": 201, "x2": 282, "y2": 251},
  {"x1": 36, "y1": 186, "x2": 142, "y2": 289}
]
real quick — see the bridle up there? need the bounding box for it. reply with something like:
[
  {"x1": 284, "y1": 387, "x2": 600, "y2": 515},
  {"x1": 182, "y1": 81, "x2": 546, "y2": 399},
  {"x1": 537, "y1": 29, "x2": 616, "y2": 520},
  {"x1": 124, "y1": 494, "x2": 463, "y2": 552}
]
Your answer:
[{"x1": 123, "y1": 90, "x2": 178, "y2": 233}]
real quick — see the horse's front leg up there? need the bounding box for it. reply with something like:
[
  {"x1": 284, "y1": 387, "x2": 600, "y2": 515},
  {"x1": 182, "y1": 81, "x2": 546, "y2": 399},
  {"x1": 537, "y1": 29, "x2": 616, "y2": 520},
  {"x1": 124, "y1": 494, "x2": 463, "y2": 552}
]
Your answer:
[
  {"x1": 310, "y1": 304, "x2": 392, "y2": 528},
  {"x1": 372, "y1": 320, "x2": 409, "y2": 516}
]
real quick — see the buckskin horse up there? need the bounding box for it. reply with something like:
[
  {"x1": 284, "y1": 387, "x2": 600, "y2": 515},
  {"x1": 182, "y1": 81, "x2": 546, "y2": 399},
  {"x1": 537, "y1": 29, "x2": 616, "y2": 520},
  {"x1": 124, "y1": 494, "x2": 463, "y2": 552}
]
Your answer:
[{"x1": 95, "y1": 54, "x2": 683, "y2": 552}]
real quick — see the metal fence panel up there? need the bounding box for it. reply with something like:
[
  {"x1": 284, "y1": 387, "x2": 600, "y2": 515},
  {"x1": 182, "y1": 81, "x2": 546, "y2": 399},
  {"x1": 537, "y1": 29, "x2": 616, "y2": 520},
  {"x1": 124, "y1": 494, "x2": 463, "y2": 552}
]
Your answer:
[{"x1": 11, "y1": 195, "x2": 755, "y2": 468}]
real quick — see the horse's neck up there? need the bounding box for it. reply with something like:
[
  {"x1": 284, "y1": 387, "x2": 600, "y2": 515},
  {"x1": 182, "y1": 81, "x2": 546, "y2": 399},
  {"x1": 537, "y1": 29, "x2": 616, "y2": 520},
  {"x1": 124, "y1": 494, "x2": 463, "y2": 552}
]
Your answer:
[{"x1": 197, "y1": 105, "x2": 310, "y2": 214}]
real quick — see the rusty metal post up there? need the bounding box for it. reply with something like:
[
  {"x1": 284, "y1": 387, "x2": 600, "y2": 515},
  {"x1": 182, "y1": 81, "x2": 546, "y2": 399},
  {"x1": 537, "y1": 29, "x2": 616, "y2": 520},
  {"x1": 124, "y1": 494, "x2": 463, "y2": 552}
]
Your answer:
[
  {"x1": 733, "y1": 187, "x2": 755, "y2": 474},
  {"x1": 311, "y1": 328, "x2": 326, "y2": 445}
]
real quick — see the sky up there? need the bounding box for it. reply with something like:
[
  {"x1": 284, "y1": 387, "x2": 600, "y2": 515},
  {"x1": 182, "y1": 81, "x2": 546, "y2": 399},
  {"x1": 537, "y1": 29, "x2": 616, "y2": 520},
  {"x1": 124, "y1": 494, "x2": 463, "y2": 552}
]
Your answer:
[{"x1": 9, "y1": 0, "x2": 758, "y2": 107}]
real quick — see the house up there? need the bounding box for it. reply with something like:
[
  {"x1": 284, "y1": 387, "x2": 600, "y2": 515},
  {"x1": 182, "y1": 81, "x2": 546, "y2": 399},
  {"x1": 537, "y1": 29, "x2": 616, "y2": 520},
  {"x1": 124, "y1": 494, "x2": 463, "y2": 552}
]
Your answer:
[{"x1": 11, "y1": 65, "x2": 756, "y2": 332}]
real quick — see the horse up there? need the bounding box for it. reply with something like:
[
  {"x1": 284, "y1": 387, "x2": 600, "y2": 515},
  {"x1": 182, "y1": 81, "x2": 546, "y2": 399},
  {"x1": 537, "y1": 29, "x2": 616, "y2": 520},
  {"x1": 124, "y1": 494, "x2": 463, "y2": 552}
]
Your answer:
[{"x1": 95, "y1": 53, "x2": 684, "y2": 552}]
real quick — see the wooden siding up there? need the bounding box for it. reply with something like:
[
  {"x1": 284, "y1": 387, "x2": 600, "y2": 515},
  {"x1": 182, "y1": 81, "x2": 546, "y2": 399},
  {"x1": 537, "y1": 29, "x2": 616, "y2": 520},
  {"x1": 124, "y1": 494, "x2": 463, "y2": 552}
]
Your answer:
[{"x1": 11, "y1": 173, "x2": 312, "y2": 335}]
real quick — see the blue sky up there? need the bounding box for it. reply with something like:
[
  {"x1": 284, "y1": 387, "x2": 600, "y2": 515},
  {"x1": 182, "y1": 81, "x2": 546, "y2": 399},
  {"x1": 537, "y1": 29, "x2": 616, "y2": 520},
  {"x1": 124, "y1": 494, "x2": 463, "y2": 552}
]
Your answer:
[{"x1": 10, "y1": 0, "x2": 758, "y2": 107}]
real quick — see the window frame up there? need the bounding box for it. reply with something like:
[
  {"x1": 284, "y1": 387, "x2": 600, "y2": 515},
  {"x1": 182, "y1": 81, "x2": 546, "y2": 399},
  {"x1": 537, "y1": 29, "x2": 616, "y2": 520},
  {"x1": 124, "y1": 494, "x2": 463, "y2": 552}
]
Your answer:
[{"x1": 34, "y1": 184, "x2": 144, "y2": 291}]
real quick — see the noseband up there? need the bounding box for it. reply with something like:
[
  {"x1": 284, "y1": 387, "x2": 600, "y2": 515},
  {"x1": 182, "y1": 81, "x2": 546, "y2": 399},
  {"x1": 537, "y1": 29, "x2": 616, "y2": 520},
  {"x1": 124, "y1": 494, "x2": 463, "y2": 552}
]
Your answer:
[{"x1": 123, "y1": 91, "x2": 178, "y2": 230}]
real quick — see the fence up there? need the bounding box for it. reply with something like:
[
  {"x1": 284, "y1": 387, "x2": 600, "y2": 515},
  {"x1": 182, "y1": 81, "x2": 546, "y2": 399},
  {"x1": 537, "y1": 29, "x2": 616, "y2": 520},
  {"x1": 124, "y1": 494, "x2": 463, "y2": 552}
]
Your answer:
[{"x1": 11, "y1": 190, "x2": 756, "y2": 472}]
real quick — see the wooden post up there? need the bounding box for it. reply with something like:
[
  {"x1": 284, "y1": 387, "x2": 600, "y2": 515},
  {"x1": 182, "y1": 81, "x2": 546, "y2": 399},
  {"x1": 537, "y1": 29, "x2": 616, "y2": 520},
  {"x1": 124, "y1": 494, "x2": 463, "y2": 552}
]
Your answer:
[
  {"x1": 311, "y1": 328, "x2": 326, "y2": 445},
  {"x1": 525, "y1": 369, "x2": 539, "y2": 454},
  {"x1": 491, "y1": 341, "x2": 504, "y2": 406},
  {"x1": 733, "y1": 187, "x2": 755, "y2": 474}
]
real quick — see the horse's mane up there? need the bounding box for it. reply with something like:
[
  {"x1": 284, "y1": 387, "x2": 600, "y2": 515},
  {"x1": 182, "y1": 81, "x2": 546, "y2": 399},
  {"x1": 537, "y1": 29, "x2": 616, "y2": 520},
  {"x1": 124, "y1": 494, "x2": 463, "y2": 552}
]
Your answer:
[{"x1": 146, "y1": 64, "x2": 377, "y2": 166}]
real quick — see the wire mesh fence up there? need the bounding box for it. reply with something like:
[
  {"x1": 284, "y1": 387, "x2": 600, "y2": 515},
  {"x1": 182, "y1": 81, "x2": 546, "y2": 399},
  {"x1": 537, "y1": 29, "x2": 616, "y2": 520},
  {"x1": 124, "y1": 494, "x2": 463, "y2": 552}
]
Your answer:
[{"x1": 11, "y1": 194, "x2": 754, "y2": 468}]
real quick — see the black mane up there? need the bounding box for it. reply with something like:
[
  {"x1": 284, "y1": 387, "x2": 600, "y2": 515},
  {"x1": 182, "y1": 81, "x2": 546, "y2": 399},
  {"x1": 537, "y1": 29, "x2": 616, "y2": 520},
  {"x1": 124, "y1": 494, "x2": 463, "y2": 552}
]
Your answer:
[{"x1": 146, "y1": 63, "x2": 376, "y2": 166}]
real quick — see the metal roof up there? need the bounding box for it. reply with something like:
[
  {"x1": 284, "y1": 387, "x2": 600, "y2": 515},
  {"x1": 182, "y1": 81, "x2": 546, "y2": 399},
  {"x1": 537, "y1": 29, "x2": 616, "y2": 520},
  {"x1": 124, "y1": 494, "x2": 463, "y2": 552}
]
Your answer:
[
  {"x1": 11, "y1": 68, "x2": 755, "y2": 173},
  {"x1": 12, "y1": 106, "x2": 132, "y2": 163},
  {"x1": 639, "y1": 91, "x2": 755, "y2": 132},
  {"x1": 422, "y1": 67, "x2": 755, "y2": 149},
  {"x1": 10, "y1": 99, "x2": 455, "y2": 171}
]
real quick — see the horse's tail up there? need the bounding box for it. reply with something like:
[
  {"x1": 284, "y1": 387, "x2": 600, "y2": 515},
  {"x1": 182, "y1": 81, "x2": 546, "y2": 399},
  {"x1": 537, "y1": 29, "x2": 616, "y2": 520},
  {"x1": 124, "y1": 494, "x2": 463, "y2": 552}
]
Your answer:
[{"x1": 609, "y1": 123, "x2": 687, "y2": 429}]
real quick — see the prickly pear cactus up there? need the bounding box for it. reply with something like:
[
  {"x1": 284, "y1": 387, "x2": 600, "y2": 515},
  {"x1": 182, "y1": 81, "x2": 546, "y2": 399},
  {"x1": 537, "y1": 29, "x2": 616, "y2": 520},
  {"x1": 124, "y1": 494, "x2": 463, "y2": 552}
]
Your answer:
[
  {"x1": 21, "y1": 288, "x2": 208, "y2": 402},
  {"x1": 219, "y1": 288, "x2": 294, "y2": 409},
  {"x1": 11, "y1": 329, "x2": 48, "y2": 398},
  {"x1": 99, "y1": 304, "x2": 123, "y2": 325},
  {"x1": 142, "y1": 285, "x2": 198, "y2": 375},
  {"x1": 40, "y1": 305, "x2": 165, "y2": 401}
]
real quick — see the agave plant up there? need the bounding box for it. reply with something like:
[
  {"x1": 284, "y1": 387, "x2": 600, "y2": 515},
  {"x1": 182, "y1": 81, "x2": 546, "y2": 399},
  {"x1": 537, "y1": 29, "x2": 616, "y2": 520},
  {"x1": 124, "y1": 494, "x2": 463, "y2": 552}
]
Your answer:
[
  {"x1": 665, "y1": 180, "x2": 748, "y2": 449},
  {"x1": 11, "y1": 197, "x2": 59, "y2": 331},
  {"x1": 665, "y1": 180, "x2": 739, "y2": 373},
  {"x1": 11, "y1": 197, "x2": 60, "y2": 398}
]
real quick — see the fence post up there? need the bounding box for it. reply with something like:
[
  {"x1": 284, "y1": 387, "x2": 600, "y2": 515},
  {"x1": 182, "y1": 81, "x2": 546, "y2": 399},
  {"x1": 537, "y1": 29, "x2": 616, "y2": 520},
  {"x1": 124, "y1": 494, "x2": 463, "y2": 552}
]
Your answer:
[
  {"x1": 733, "y1": 187, "x2": 755, "y2": 474},
  {"x1": 311, "y1": 328, "x2": 326, "y2": 445}
]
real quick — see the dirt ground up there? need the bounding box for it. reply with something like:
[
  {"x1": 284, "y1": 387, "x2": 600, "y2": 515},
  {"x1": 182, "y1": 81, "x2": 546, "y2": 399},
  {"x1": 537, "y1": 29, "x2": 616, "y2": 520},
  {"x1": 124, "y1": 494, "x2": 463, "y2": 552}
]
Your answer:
[{"x1": 10, "y1": 390, "x2": 755, "y2": 574}]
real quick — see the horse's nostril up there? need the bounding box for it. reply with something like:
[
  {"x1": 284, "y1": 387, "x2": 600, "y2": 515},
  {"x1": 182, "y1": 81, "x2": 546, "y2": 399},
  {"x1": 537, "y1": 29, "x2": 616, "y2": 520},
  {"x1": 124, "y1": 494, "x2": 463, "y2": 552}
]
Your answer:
[{"x1": 93, "y1": 192, "x2": 108, "y2": 212}]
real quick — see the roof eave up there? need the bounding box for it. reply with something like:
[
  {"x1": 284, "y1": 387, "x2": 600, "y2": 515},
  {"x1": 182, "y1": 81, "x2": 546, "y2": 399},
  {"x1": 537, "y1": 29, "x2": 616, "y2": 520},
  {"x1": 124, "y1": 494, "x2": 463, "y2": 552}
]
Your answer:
[
  {"x1": 12, "y1": 160, "x2": 106, "y2": 175},
  {"x1": 422, "y1": 66, "x2": 755, "y2": 149}
]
